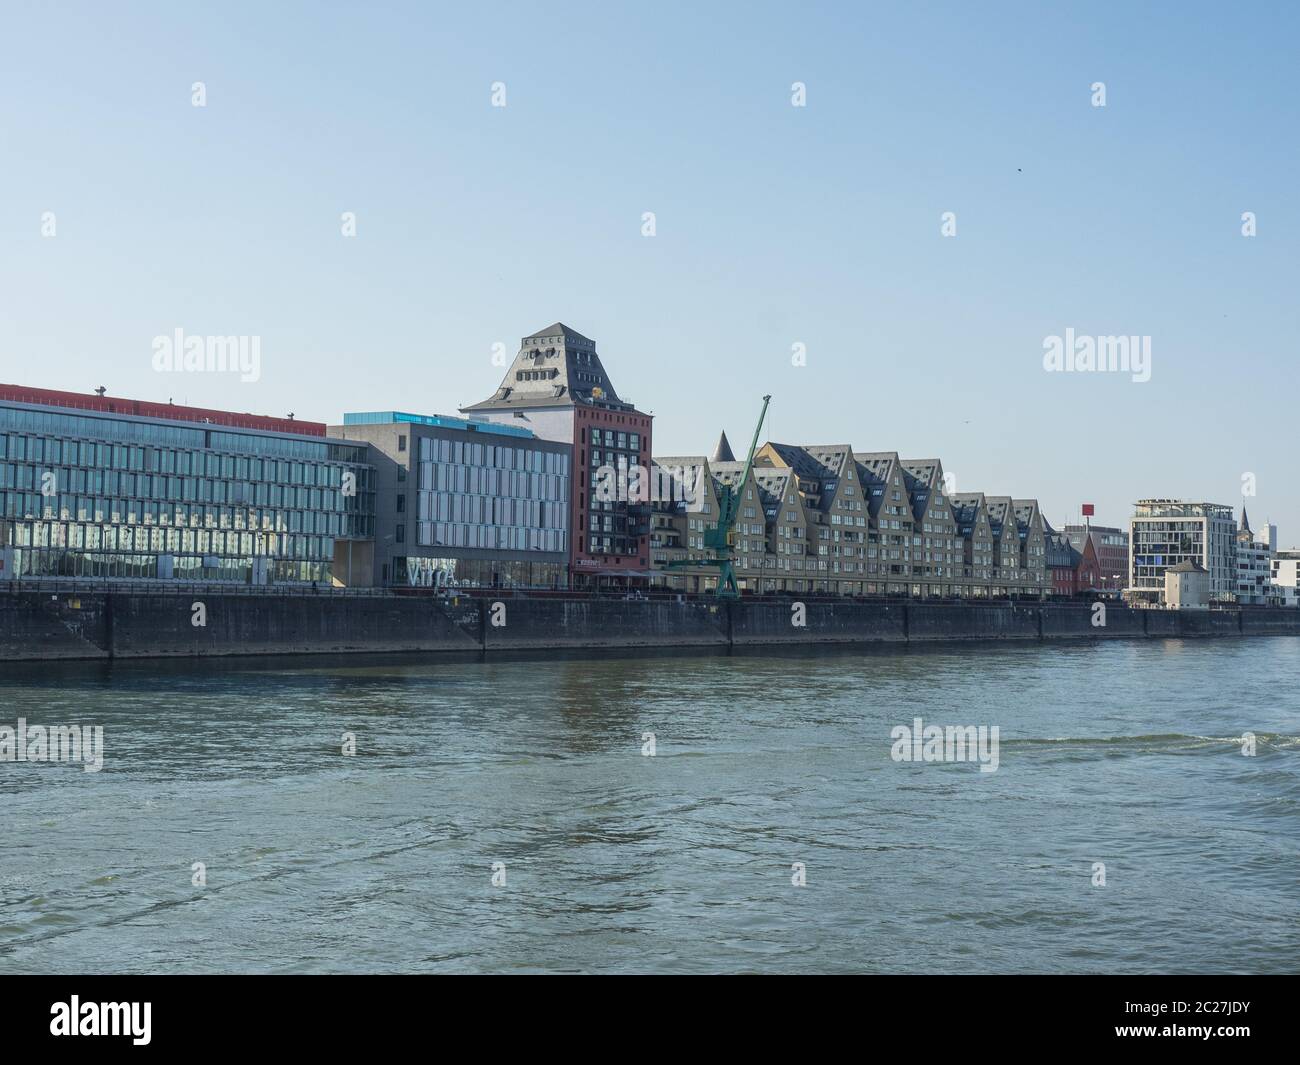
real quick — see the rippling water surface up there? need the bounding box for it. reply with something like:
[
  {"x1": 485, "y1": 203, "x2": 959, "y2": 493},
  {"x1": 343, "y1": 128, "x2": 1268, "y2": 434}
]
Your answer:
[{"x1": 2, "y1": 637, "x2": 1297, "y2": 973}]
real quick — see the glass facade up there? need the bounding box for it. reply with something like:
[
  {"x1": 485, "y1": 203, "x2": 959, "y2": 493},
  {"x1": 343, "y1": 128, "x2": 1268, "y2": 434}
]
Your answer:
[
  {"x1": 402, "y1": 555, "x2": 567, "y2": 590},
  {"x1": 0, "y1": 403, "x2": 375, "y2": 584},
  {"x1": 416, "y1": 435, "x2": 568, "y2": 555}
]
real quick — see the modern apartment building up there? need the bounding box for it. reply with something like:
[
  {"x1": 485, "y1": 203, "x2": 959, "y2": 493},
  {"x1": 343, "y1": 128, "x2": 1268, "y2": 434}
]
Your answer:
[
  {"x1": 649, "y1": 440, "x2": 1051, "y2": 598},
  {"x1": 0, "y1": 383, "x2": 375, "y2": 585},
  {"x1": 648, "y1": 451, "x2": 719, "y2": 593},
  {"x1": 461, "y1": 323, "x2": 652, "y2": 588},
  {"x1": 1271, "y1": 549, "x2": 1300, "y2": 607},
  {"x1": 983, "y1": 497, "x2": 1025, "y2": 596},
  {"x1": 758, "y1": 442, "x2": 868, "y2": 594},
  {"x1": 1128, "y1": 499, "x2": 1237, "y2": 603},
  {"x1": 328, "y1": 411, "x2": 570, "y2": 590},
  {"x1": 1012, "y1": 500, "x2": 1048, "y2": 596},
  {"x1": 952, "y1": 493, "x2": 997, "y2": 594},
  {"x1": 1235, "y1": 507, "x2": 1278, "y2": 605}
]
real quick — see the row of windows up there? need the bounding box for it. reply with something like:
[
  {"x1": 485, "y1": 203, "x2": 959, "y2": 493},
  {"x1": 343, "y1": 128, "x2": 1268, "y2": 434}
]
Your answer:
[
  {"x1": 418, "y1": 491, "x2": 566, "y2": 531},
  {"x1": 0, "y1": 434, "x2": 368, "y2": 491},
  {"x1": 589, "y1": 448, "x2": 643, "y2": 469},
  {"x1": 0, "y1": 494, "x2": 372, "y2": 537},
  {"x1": 420, "y1": 462, "x2": 564, "y2": 504},
  {"x1": 588, "y1": 428, "x2": 640, "y2": 450},
  {"x1": 0, "y1": 468, "x2": 369, "y2": 516},
  {"x1": 653, "y1": 572, "x2": 1042, "y2": 597},
  {"x1": 9, "y1": 548, "x2": 332, "y2": 583},
  {"x1": 0, "y1": 405, "x2": 347, "y2": 464},
  {"x1": 415, "y1": 522, "x2": 565, "y2": 553},
  {"x1": 583, "y1": 535, "x2": 634, "y2": 556},
  {"x1": 418, "y1": 436, "x2": 568, "y2": 475},
  {"x1": 8, "y1": 520, "x2": 333, "y2": 560}
]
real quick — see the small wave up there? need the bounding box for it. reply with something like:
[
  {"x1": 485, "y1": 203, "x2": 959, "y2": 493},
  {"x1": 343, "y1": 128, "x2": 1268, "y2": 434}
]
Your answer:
[{"x1": 1006, "y1": 732, "x2": 1297, "y2": 747}]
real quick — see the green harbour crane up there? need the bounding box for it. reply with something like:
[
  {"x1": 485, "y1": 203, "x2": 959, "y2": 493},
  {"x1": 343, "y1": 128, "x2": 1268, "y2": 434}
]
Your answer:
[{"x1": 664, "y1": 394, "x2": 771, "y2": 598}]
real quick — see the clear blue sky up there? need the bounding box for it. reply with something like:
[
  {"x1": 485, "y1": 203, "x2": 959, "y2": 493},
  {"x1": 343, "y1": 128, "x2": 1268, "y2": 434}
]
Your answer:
[{"x1": 1, "y1": 1, "x2": 1296, "y2": 537}]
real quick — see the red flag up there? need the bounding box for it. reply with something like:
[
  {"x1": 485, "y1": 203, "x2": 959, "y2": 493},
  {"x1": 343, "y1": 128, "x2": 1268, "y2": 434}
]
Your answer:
[{"x1": 1081, "y1": 503, "x2": 1095, "y2": 517}]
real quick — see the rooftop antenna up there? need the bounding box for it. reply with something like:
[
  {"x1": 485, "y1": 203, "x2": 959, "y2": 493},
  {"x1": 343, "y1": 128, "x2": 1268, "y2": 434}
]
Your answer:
[{"x1": 94, "y1": 386, "x2": 107, "y2": 396}]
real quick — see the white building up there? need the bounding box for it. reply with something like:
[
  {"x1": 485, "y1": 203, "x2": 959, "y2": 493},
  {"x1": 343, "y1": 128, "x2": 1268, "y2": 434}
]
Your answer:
[
  {"x1": 1235, "y1": 507, "x2": 1278, "y2": 605},
  {"x1": 1128, "y1": 500, "x2": 1237, "y2": 604},
  {"x1": 1166, "y1": 559, "x2": 1210, "y2": 609},
  {"x1": 1271, "y1": 549, "x2": 1300, "y2": 607}
]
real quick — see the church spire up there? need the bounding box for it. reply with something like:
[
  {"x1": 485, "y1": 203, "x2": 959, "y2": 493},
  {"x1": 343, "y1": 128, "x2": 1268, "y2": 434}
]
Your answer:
[{"x1": 712, "y1": 431, "x2": 735, "y2": 463}]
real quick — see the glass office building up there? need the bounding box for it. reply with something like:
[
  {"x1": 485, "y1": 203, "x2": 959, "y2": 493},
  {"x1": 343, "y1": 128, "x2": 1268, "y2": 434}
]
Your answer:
[
  {"x1": 334, "y1": 411, "x2": 570, "y2": 589},
  {"x1": 0, "y1": 386, "x2": 375, "y2": 584}
]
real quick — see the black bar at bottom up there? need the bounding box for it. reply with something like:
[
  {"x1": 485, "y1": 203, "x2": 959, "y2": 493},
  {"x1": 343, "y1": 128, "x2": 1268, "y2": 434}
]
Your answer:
[{"x1": 0, "y1": 975, "x2": 1288, "y2": 1051}]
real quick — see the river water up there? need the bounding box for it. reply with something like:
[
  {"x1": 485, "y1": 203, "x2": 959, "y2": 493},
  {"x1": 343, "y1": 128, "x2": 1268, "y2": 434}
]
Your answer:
[{"x1": 1, "y1": 637, "x2": 1297, "y2": 973}]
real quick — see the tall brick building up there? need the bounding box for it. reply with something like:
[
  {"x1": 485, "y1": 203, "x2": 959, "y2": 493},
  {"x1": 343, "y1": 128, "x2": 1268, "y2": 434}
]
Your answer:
[{"x1": 462, "y1": 323, "x2": 652, "y2": 588}]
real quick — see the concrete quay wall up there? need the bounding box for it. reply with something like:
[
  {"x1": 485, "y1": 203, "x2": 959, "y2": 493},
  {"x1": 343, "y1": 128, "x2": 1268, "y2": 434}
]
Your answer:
[{"x1": 0, "y1": 592, "x2": 1297, "y2": 661}]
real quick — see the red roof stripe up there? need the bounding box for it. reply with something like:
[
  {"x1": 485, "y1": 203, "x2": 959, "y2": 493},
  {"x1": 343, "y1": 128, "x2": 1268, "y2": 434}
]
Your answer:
[{"x1": 0, "y1": 383, "x2": 325, "y2": 437}]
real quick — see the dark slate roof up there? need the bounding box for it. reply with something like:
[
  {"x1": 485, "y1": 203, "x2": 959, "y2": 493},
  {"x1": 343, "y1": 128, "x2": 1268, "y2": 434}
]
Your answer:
[
  {"x1": 761, "y1": 442, "x2": 817, "y2": 478},
  {"x1": 759, "y1": 442, "x2": 855, "y2": 514},
  {"x1": 462, "y1": 322, "x2": 636, "y2": 413},
  {"x1": 901, "y1": 459, "x2": 943, "y2": 489},
  {"x1": 710, "y1": 460, "x2": 748, "y2": 488},
  {"x1": 1046, "y1": 532, "x2": 1081, "y2": 568},
  {"x1": 950, "y1": 493, "x2": 987, "y2": 536},
  {"x1": 983, "y1": 496, "x2": 1014, "y2": 537},
  {"x1": 1169, "y1": 560, "x2": 1207, "y2": 573},
  {"x1": 901, "y1": 460, "x2": 945, "y2": 519},
  {"x1": 752, "y1": 466, "x2": 794, "y2": 493},
  {"x1": 853, "y1": 451, "x2": 900, "y2": 480},
  {"x1": 853, "y1": 452, "x2": 900, "y2": 519},
  {"x1": 524, "y1": 322, "x2": 594, "y2": 344},
  {"x1": 801, "y1": 445, "x2": 854, "y2": 475},
  {"x1": 753, "y1": 467, "x2": 796, "y2": 517},
  {"x1": 764, "y1": 442, "x2": 852, "y2": 480},
  {"x1": 712, "y1": 431, "x2": 735, "y2": 463},
  {"x1": 1012, "y1": 499, "x2": 1042, "y2": 538}
]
